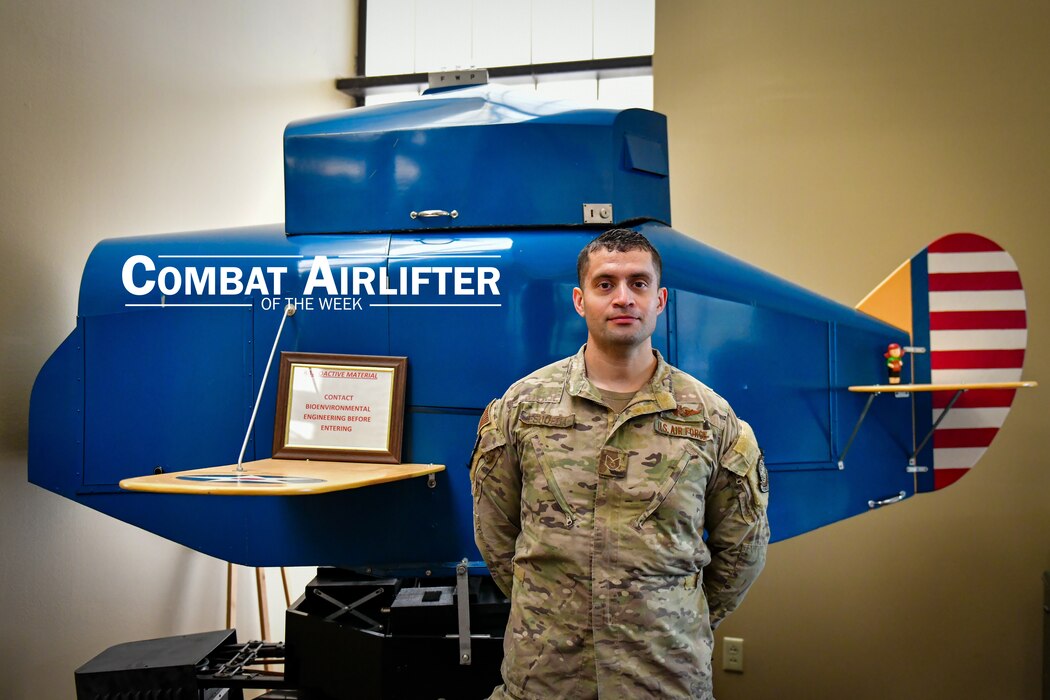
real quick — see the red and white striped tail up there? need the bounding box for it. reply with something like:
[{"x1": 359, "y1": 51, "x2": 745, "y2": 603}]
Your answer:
[{"x1": 926, "y1": 233, "x2": 1027, "y2": 489}]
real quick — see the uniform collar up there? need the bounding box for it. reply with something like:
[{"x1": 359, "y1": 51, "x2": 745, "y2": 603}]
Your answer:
[{"x1": 567, "y1": 344, "x2": 678, "y2": 412}]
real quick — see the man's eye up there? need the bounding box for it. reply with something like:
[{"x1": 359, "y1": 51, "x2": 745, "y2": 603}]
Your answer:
[{"x1": 597, "y1": 281, "x2": 612, "y2": 290}]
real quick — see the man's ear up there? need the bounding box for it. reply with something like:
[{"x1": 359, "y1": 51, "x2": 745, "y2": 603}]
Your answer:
[
  {"x1": 572, "y1": 287, "x2": 585, "y2": 317},
  {"x1": 656, "y1": 287, "x2": 668, "y2": 315}
]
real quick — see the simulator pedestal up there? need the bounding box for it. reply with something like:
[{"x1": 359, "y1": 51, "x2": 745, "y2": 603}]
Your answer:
[{"x1": 75, "y1": 568, "x2": 509, "y2": 700}]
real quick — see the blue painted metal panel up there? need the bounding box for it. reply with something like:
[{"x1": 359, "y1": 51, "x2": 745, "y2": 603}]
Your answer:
[
  {"x1": 386, "y1": 232, "x2": 580, "y2": 409},
  {"x1": 29, "y1": 324, "x2": 85, "y2": 497},
  {"x1": 83, "y1": 309, "x2": 252, "y2": 485},
  {"x1": 675, "y1": 292, "x2": 833, "y2": 467},
  {"x1": 284, "y1": 85, "x2": 669, "y2": 233}
]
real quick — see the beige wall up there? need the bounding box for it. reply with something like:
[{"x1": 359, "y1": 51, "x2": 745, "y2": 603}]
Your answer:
[
  {"x1": 656, "y1": 1, "x2": 1049, "y2": 698},
  {"x1": 0, "y1": 2, "x2": 353, "y2": 697}
]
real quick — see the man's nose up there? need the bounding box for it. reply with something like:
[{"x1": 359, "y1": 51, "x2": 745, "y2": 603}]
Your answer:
[{"x1": 612, "y1": 282, "x2": 634, "y2": 306}]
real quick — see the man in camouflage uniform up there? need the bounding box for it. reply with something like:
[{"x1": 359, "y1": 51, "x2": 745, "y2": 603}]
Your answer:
[{"x1": 471, "y1": 229, "x2": 769, "y2": 699}]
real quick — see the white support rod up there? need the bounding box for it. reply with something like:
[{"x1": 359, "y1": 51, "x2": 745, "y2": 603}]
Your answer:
[{"x1": 237, "y1": 304, "x2": 296, "y2": 472}]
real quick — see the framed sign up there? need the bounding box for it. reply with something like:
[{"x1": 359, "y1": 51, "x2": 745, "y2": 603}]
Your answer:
[{"x1": 273, "y1": 352, "x2": 407, "y2": 464}]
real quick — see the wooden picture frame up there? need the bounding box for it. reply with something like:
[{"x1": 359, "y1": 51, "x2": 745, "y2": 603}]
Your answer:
[{"x1": 272, "y1": 352, "x2": 407, "y2": 464}]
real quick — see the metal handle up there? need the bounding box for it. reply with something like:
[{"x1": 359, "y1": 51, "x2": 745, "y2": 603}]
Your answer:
[
  {"x1": 868, "y1": 491, "x2": 907, "y2": 509},
  {"x1": 411, "y1": 209, "x2": 458, "y2": 219}
]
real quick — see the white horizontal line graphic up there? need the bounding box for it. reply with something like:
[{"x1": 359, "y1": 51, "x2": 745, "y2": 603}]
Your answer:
[
  {"x1": 336, "y1": 254, "x2": 503, "y2": 259},
  {"x1": 125, "y1": 303, "x2": 252, "y2": 308},
  {"x1": 156, "y1": 255, "x2": 304, "y2": 259}
]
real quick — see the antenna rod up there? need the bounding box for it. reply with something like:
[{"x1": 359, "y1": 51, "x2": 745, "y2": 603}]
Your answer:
[{"x1": 237, "y1": 303, "x2": 296, "y2": 472}]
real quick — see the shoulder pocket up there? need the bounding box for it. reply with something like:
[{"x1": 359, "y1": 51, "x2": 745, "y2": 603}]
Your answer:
[
  {"x1": 720, "y1": 420, "x2": 759, "y2": 477},
  {"x1": 720, "y1": 420, "x2": 768, "y2": 513},
  {"x1": 477, "y1": 423, "x2": 507, "y2": 453},
  {"x1": 470, "y1": 401, "x2": 507, "y2": 495}
]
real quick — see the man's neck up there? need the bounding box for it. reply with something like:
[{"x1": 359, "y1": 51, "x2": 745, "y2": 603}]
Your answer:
[{"x1": 583, "y1": 340, "x2": 657, "y2": 392}]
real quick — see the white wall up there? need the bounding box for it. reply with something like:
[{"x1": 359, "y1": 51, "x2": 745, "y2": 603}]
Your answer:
[{"x1": 0, "y1": 2, "x2": 354, "y2": 697}]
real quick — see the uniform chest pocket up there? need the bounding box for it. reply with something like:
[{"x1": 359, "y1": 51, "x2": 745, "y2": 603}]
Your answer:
[
  {"x1": 517, "y1": 408, "x2": 584, "y2": 529},
  {"x1": 526, "y1": 435, "x2": 579, "y2": 527},
  {"x1": 635, "y1": 440, "x2": 703, "y2": 529}
]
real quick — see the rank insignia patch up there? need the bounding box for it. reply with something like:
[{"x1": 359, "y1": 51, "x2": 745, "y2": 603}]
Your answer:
[{"x1": 597, "y1": 446, "x2": 628, "y2": 479}]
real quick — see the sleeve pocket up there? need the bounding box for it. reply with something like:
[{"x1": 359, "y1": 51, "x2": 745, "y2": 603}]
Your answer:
[
  {"x1": 470, "y1": 422, "x2": 507, "y2": 498},
  {"x1": 719, "y1": 420, "x2": 768, "y2": 513},
  {"x1": 720, "y1": 420, "x2": 759, "y2": 477}
]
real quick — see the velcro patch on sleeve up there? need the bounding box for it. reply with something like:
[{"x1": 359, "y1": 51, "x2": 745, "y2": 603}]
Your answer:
[
  {"x1": 477, "y1": 399, "x2": 496, "y2": 432},
  {"x1": 720, "y1": 421, "x2": 760, "y2": 477}
]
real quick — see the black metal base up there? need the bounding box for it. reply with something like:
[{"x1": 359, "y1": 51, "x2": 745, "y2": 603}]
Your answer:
[
  {"x1": 286, "y1": 568, "x2": 507, "y2": 700},
  {"x1": 74, "y1": 629, "x2": 290, "y2": 699},
  {"x1": 73, "y1": 569, "x2": 509, "y2": 700}
]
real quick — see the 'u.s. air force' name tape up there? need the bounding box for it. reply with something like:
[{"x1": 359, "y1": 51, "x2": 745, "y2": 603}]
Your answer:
[{"x1": 654, "y1": 417, "x2": 710, "y2": 442}]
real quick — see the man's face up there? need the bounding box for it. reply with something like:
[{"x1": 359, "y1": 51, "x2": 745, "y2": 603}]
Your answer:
[{"x1": 573, "y1": 247, "x2": 668, "y2": 351}]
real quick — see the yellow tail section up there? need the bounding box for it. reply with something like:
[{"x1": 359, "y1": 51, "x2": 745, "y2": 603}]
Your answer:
[{"x1": 856, "y1": 258, "x2": 912, "y2": 337}]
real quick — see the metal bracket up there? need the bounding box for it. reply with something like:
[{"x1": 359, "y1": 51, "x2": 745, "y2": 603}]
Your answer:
[
  {"x1": 456, "y1": 558, "x2": 472, "y2": 665},
  {"x1": 428, "y1": 68, "x2": 489, "y2": 90},
  {"x1": 838, "y1": 393, "x2": 877, "y2": 468},
  {"x1": 910, "y1": 388, "x2": 965, "y2": 462},
  {"x1": 841, "y1": 386, "x2": 965, "y2": 474},
  {"x1": 906, "y1": 459, "x2": 929, "y2": 474},
  {"x1": 313, "y1": 587, "x2": 384, "y2": 630}
]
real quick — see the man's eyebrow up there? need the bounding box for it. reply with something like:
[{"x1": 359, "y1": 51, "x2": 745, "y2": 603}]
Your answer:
[{"x1": 591, "y1": 270, "x2": 654, "y2": 281}]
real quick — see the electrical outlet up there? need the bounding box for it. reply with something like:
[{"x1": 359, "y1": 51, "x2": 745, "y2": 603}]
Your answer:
[{"x1": 722, "y1": 636, "x2": 744, "y2": 672}]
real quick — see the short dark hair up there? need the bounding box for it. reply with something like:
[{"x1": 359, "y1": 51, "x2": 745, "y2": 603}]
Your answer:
[{"x1": 576, "y1": 228, "x2": 662, "y2": 286}]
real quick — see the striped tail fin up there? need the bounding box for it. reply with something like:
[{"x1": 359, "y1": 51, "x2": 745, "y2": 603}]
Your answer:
[
  {"x1": 857, "y1": 233, "x2": 1029, "y2": 491},
  {"x1": 925, "y1": 234, "x2": 1027, "y2": 489}
]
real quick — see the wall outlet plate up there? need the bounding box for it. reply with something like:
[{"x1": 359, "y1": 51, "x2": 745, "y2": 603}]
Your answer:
[{"x1": 723, "y1": 636, "x2": 744, "y2": 672}]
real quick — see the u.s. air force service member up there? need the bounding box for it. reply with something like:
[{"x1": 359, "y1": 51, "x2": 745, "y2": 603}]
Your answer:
[{"x1": 470, "y1": 229, "x2": 770, "y2": 699}]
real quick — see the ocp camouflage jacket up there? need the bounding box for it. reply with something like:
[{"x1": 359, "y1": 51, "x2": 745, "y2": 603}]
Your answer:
[{"x1": 471, "y1": 346, "x2": 769, "y2": 700}]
